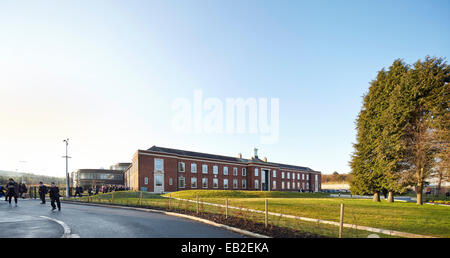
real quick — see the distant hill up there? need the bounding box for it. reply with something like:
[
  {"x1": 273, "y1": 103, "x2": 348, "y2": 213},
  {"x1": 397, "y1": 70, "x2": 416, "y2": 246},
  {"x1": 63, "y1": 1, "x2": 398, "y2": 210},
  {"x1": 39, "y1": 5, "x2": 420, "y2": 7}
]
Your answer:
[{"x1": 0, "y1": 170, "x2": 65, "y2": 186}]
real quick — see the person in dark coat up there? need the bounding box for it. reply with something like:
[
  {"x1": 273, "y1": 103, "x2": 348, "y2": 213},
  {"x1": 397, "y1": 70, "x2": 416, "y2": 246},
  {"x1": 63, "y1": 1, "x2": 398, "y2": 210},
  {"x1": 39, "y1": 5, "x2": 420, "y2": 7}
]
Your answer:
[
  {"x1": 0, "y1": 185, "x2": 4, "y2": 199},
  {"x1": 6, "y1": 178, "x2": 19, "y2": 207},
  {"x1": 48, "y1": 182, "x2": 61, "y2": 211},
  {"x1": 38, "y1": 182, "x2": 48, "y2": 204},
  {"x1": 19, "y1": 182, "x2": 28, "y2": 199}
]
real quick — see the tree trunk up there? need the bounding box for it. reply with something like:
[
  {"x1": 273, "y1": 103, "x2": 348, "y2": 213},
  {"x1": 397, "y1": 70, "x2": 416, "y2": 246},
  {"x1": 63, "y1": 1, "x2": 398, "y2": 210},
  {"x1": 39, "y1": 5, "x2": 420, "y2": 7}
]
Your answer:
[
  {"x1": 416, "y1": 183, "x2": 423, "y2": 205},
  {"x1": 437, "y1": 176, "x2": 442, "y2": 195},
  {"x1": 373, "y1": 192, "x2": 380, "y2": 202},
  {"x1": 387, "y1": 191, "x2": 394, "y2": 202}
]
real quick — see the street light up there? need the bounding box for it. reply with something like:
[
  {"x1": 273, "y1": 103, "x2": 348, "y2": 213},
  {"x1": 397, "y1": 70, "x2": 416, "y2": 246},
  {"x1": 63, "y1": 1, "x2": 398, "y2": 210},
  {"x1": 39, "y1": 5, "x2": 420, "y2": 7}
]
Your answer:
[{"x1": 62, "y1": 138, "x2": 71, "y2": 197}]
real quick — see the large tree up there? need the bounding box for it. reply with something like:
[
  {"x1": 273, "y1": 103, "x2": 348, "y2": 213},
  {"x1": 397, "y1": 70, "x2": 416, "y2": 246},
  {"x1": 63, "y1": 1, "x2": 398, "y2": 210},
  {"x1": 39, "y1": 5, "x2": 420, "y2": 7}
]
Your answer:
[{"x1": 350, "y1": 56, "x2": 449, "y2": 205}]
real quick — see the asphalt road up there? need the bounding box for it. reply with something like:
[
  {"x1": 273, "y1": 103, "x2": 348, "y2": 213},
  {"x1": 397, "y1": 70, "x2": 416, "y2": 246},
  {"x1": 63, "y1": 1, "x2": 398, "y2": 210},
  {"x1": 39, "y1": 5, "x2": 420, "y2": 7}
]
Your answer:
[{"x1": 0, "y1": 198, "x2": 246, "y2": 238}]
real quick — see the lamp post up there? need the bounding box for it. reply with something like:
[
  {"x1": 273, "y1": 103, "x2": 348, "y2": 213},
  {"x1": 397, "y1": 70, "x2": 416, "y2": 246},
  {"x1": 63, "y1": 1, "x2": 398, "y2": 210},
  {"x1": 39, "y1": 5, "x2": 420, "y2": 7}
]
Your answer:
[{"x1": 62, "y1": 138, "x2": 71, "y2": 197}]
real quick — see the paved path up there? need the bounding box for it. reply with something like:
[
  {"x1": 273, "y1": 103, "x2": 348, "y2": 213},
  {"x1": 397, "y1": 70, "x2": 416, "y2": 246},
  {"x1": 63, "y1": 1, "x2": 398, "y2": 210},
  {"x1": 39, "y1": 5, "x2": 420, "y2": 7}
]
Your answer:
[{"x1": 0, "y1": 199, "x2": 246, "y2": 238}]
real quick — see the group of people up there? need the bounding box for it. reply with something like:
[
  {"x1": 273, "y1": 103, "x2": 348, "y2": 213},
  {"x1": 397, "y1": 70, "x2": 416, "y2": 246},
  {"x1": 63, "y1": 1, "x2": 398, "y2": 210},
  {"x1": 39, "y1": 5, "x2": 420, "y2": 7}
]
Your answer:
[
  {"x1": 74, "y1": 184, "x2": 128, "y2": 197},
  {"x1": 0, "y1": 178, "x2": 61, "y2": 211}
]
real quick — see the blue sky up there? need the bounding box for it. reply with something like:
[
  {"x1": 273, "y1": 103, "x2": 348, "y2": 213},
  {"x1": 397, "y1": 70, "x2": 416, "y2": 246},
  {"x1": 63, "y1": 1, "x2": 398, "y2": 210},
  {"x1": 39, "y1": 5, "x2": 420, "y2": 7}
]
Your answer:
[{"x1": 0, "y1": 0, "x2": 449, "y2": 177}]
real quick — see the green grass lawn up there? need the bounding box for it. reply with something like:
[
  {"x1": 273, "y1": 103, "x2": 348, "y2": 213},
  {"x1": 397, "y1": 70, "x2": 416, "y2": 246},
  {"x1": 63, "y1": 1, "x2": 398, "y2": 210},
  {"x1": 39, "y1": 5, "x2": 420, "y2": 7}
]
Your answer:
[
  {"x1": 165, "y1": 190, "x2": 450, "y2": 238},
  {"x1": 65, "y1": 190, "x2": 450, "y2": 238}
]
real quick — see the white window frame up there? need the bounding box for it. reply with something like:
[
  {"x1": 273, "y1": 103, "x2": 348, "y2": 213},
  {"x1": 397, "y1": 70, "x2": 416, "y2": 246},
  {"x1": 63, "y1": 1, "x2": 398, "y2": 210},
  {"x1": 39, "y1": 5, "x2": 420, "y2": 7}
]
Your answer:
[
  {"x1": 213, "y1": 165, "x2": 219, "y2": 175},
  {"x1": 178, "y1": 162, "x2": 185, "y2": 173},
  {"x1": 282, "y1": 181, "x2": 285, "y2": 189},
  {"x1": 242, "y1": 179, "x2": 247, "y2": 189},
  {"x1": 242, "y1": 168, "x2": 247, "y2": 176},
  {"x1": 178, "y1": 176, "x2": 185, "y2": 188},
  {"x1": 169, "y1": 178, "x2": 173, "y2": 186},
  {"x1": 272, "y1": 181, "x2": 276, "y2": 190},
  {"x1": 213, "y1": 178, "x2": 219, "y2": 188},
  {"x1": 223, "y1": 179, "x2": 229, "y2": 189},
  {"x1": 287, "y1": 181, "x2": 290, "y2": 189},
  {"x1": 287, "y1": 172, "x2": 290, "y2": 179},
  {"x1": 202, "y1": 178, "x2": 208, "y2": 188},
  {"x1": 233, "y1": 179, "x2": 238, "y2": 189},
  {"x1": 191, "y1": 177, "x2": 197, "y2": 188},
  {"x1": 273, "y1": 170, "x2": 276, "y2": 178},
  {"x1": 191, "y1": 163, "x2": 197, "y2": 173},
  {"x1": 282, "y1": 172, "x2": 285, "y2": 179},
  {"x1": 255, "y1": 179, "x2": 259, "y2": 189},
  {"x1": 223, "y1": 166, "x2": 229, "y2": 175},
  {"x1": 302, "y1": 174, "x2": 305, "y2": 180},
  {"x1": 154, "y1": 158, "x2": 163, "y2": 171},
  {"x1": 144, "y1": 177, "x2": 148, "y2": 185},
  {"x1": 255, "y1": 168, "x2": 259, "y2": 177},
  {"x1": 202, "y1": 164, "x2": 208, "y2": 174},
  {"x1": 233, "y1": 167, "x2": 238, "y2": 176}
]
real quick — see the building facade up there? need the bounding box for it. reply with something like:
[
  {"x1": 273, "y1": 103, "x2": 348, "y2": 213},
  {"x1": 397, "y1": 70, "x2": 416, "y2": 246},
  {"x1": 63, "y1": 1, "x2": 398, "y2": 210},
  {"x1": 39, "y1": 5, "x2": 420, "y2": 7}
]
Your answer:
[
  {"x1": 72, "y1": 162, "x2": 130, "y2": 189},
  {"x1": 125, "y1": 146, "x2": 321, "y2": 193}
]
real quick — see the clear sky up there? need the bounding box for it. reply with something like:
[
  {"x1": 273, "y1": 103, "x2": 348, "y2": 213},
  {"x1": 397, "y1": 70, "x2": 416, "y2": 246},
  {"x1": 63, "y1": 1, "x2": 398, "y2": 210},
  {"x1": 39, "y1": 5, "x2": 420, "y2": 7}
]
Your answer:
[{"x1": 0, "y1": 0, "x2": 449, "y2": 177}]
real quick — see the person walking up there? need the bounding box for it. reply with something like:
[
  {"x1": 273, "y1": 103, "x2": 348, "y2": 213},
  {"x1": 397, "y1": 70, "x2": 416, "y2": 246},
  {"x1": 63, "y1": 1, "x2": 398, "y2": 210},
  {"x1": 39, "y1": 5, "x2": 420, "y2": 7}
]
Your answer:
[
  {"x1": 20, "y1": 182, "x2": 28, "y2": 199},
  {"x1": 38, "y1": 182, "x2": 48, "y2": 204},
  {"x1": 6, "y1": 178, "x2": 19, "y2": 207},
  {"x1": 48, "y1": 182, "x2": 61, "y2": 211}
]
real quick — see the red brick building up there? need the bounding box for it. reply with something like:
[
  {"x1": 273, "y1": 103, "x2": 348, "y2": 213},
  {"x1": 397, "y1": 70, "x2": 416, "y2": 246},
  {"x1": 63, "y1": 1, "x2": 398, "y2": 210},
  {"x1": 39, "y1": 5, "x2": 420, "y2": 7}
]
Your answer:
[{"x1": 124, "y1": 146, "x2": 321, "y2": 193}]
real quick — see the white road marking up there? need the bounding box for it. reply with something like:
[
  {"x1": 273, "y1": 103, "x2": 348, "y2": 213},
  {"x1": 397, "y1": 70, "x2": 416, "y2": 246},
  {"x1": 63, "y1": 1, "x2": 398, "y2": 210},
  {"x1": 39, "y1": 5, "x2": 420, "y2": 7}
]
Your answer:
[{"x1": 40, "y1": 216, "x2": 78, "y2": 238}]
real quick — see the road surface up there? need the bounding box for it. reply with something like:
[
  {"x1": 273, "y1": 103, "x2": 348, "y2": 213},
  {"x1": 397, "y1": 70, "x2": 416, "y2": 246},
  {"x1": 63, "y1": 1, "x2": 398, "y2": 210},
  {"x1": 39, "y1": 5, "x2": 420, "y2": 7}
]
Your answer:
[{"x1": 0, "y1": 198, "x2": 246, "y2": 238}]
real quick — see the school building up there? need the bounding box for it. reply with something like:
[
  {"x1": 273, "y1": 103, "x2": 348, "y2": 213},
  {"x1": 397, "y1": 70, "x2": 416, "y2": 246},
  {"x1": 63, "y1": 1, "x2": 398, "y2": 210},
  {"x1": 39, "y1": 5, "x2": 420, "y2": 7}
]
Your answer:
[{"x1": 124, "y1": 146, "x2": 321, "y2": 193}]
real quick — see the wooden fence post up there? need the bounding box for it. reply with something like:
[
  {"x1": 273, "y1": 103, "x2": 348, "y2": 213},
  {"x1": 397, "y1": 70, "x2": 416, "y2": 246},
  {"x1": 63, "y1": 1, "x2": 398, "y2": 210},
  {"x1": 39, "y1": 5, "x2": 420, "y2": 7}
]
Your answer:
[
  {"x1": 339, "y1": 203, "x2": 344, "y2": 238},
  {"x1": 111, "y1": 191, "x2": 114, "y2": 203},
  {"x1": 265, "y1": 198, "x2": 268, "y2": 228},
  {"x1": 225, "y1": 198, "x2": 228, "y2": 219},
  {"x1": 169, "y1": 193, "x2": 171, "y2": 210},
  {"x1": 196, "y1": 195, "x2": 199, "y2": 214},
  {"x1": 139, "y1": 191, "x2": 143, "y2": 206}
]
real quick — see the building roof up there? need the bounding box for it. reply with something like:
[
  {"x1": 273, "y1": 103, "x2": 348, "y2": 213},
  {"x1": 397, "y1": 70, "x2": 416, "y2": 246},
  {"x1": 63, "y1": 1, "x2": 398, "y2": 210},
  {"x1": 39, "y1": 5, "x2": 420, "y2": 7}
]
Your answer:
[{"x1": 146, "y1": 146, "x2": 315, "y2": 172}]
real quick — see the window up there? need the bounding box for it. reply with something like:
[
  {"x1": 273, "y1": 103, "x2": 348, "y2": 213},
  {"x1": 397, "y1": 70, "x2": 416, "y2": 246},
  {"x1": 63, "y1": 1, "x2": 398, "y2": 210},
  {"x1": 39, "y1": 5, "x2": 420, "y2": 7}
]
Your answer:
[
  {"x1": 178, "y1": 177, "x2": 185, "y2": 188},
  {"x1": 155, "y1": 158, "x2": 163, "y2": 171},
  {"x1": 213, "y1": 165, "x2": 218, "y2": 175},
  {"x1": 233, "y1": 179, "x2": 238, "y2": 189},
  {"x1": 297, "y1": 173, "x2": 300, "y2": 180},
  {"x1": 242, "y1": 179, "x2": 247, "y2": 189},
  {"x1": 202, "y1": 178, "x2": 208, "y2": 188},
  {"x1": 191, "y1": 177, "x2": 197, "y2": 188},
  {"x1": 144, "y1": 177, "x2": 148, "y2": 185},
  {"x1": 233, "y1": 167, "x2": 238, "y2": 176},
  {"x1": 287, "y1": 172, "x2": 290, "y2": 179},
  {"x1": 273, "y1": 170, "x2": 276, "y2": 178},
  {"x1": 302, "y1": 182, "x2": 305, "y2": 189},
  {"x1": 306, "y1": 174, "x2": 309, "y2": 180},
  {"x1": 287, "y1": 182, "x2": 290, "y2": 189},
  {"x1": 169, "y1": 178, "x2": 173, "y2": 185},
  {"x1": 272, "y1": 181, "x2": 276, "y2": 190},
  {"x1": 202, "y1": 164, "x2": 208, "y2": 174},
  {"x1": 213, "y1": 178, "x2": 219, "y2": 188},
  {"x1": 223, "y1": 179, "x2": 228, "y2": 189},
  {"x1": 282, "y1": 181, "x2": 285, "y2": 189},
  {"x1": 255, "y1": 179, "x2": 259, "y2": 189},
  {"x1": 255, "y1": 168, "x2": 259, "y2": 177},
  {"x1": 191, "y1": 163, "x2": 197, "y2": 173},
  {"x1": 178, "y1": 162, "x2": 185, "y2": 172},
  {"x1": 297, "y1": 182, "x2": 300, "y2": 189},
  {"x1": 306, "y1": 182, "x2": 309, "y2": 190},
  {"x1": 302, "y1": 174, "x2": 305, "y2": 180},
  {"x1": 223, "y1": 166, "x2": 228, "y2": 175},
  {"x1": 282, "y1": 172, "x2": 285, "y2": 179},
  {"x1": 242, "y1": 168, "x2": 247, "y2": 176}
]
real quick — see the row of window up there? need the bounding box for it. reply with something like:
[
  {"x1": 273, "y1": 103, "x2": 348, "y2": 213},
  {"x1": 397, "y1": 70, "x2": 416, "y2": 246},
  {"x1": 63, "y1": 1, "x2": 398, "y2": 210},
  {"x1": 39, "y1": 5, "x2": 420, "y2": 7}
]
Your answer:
[
  {"x1": 144, "y1": 176, "x2": 311, "y2": 191},
  {"x1": 178, "y1": 162, "x2": 247, "y2": 176},
  {"x1": 178, "y1": 177, "x2": 247, "y2": 189}
]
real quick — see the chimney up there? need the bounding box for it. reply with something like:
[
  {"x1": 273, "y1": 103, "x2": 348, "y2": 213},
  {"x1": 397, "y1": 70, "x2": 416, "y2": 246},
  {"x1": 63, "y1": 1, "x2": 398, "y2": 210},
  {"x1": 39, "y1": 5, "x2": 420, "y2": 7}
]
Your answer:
[
  {"x1": 238, "y1": 153, "x2": 242, "y2": 159},
  {"x1": 264, "y1": 157, "x2": 267, "y2": 162}
]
